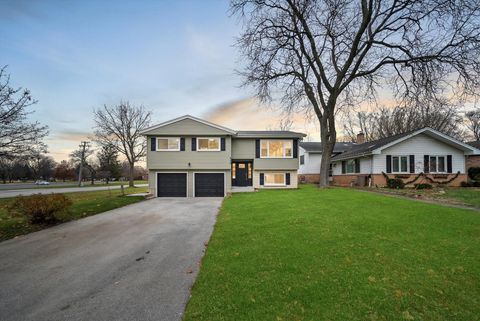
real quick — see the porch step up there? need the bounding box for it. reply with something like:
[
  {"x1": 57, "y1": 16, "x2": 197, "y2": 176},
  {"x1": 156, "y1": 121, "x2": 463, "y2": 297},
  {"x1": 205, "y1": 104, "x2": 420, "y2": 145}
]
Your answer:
[{"x1": 231, "y1": 186, "x2": 255, "y2": 193}]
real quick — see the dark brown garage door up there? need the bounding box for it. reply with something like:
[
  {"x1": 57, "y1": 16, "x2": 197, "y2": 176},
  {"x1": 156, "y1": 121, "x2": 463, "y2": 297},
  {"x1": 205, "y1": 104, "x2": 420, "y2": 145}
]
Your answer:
[
  {"x1": 194, "y1": 173, "x2": 224, "y2": 197},
  {"x1": 157, "y1": 173, "x2": 187, "y2": 197}
]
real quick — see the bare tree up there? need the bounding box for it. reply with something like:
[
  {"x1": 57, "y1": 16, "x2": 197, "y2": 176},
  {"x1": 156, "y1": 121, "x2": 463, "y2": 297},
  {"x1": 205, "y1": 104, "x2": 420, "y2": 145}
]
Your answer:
[
  {"x1": 232, "y1": 0, "x2": 480, "y2": 186},
  {"x1": 466, "y1": 108, "x2": 480, "y2": 141},
  {"x1": 343, "y1": 98, "x2": 465, "y2": 141},
  {"x1": 342, "y1": 111, "x2": 376, "y2": 142},
  {"x1": 0, "y1": 66, "x2": 48, "y2": 160},
  {"x1": 93, "y1": 102, "x2": 151, "y2": 187}
]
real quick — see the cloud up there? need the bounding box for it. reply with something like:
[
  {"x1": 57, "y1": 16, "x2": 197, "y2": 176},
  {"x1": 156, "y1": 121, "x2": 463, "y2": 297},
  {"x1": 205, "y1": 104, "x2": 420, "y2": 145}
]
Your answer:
[
  {"x1": 50, "y1": 130, "x2": 91, "y2": 142},
  {"x1": 203, "y1": 97, "x2": 321, "y2": 140}
]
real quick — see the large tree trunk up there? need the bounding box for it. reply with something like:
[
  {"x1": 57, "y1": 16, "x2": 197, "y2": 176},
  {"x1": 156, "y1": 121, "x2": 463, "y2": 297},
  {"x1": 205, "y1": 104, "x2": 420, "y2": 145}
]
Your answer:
[
  {"x1": 128, "y1": 162, "x2": 135, "y2": 187},
  {"x1": 318, "y1": 105, "x2": 337, "y2": 187}
]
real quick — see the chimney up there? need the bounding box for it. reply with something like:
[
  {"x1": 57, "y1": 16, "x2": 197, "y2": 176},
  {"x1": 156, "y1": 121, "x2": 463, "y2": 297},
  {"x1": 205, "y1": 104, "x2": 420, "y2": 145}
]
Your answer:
[{"x1": 356, "y1": 132, "x2": 365, "y2": 144}]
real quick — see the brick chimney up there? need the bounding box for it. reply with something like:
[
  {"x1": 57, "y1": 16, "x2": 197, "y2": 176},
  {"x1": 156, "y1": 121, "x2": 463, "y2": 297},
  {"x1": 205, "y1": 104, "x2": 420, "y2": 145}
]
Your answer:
[{"x1": 356, "y1": 132, "x2": 365, "y2": 144}]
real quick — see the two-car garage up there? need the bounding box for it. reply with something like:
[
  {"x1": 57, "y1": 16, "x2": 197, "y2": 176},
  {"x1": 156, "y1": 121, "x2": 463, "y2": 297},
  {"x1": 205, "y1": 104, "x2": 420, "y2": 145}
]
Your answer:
[{"x1": 156, "y1": 172, "x2": 225, "y2": 197}]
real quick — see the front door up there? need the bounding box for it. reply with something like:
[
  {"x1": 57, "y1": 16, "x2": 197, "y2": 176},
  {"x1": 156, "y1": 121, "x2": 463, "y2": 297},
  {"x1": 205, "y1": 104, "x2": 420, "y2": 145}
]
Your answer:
[{"x1": 232, "y1": 161, "x2": 252, "y2": 186}]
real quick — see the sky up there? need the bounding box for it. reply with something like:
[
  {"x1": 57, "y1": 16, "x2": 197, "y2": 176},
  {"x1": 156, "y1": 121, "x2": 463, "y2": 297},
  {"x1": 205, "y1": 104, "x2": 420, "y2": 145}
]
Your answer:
[{"x1": 1, "y1": 0, "x2": 313, "y2": 161}]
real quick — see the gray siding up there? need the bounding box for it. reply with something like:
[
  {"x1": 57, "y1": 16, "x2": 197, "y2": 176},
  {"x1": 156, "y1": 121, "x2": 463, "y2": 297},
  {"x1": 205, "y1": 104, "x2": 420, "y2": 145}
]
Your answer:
[
  {"x1": 147, "y1": 136, "x2": 231, "y2": 170},
  {"x1": 144, "y1": 118, "x2": 233, "y2": 136},
  {"x1": 231, "y1": 138, "x2": 255, "y2": 159},
  {"x1": 254, "y1": 158, "x2": 299, "y2": 170}
]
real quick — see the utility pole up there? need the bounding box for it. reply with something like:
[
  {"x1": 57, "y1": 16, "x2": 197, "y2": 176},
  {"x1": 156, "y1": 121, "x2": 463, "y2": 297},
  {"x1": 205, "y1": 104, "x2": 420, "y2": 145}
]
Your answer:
[{"x1": 78, "y1": 141, "x2": 89, "y2": 187}]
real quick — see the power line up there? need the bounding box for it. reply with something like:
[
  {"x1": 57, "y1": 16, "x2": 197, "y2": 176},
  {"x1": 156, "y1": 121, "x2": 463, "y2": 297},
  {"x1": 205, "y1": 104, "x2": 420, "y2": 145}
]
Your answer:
[{"x1": 78, "y1": 141, "x2": 90, "y2": 187}]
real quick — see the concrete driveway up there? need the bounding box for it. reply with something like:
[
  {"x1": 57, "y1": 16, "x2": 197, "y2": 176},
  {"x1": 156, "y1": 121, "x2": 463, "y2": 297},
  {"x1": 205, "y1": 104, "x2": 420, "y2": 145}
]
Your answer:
[{"x1": 0, "y1": 197, "x2": 222, "y2": 321}]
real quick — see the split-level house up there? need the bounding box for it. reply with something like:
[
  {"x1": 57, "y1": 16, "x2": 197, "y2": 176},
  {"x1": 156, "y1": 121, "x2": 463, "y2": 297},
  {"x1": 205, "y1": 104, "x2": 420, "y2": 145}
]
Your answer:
[{"x1": 141, "y1": 115, "x2": 306, "y2": 197}]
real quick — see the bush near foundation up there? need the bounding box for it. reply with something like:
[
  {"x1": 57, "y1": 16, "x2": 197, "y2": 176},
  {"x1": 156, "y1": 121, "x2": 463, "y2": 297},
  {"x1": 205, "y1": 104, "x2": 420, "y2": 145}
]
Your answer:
[
  {"x1": 468, "y1": 167, "x2": 480, "y2": 181},
  {"x1": 386, "y1": 178, "x2": 405, "y2": 189}
]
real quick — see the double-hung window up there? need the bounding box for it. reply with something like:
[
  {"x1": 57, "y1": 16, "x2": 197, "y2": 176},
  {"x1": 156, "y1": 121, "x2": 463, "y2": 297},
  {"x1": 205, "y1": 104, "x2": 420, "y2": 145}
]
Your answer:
[
  {"x1": 429, "y1": 155, "x2": 446, "y2": 173},
  {"x1": 157, "y1": 138, "x2": 180, "y2": 151},
  {"x1": 392, "y1": 155, "x2": 409, "y2": 173},
  {"x1": 197, "y1": 138, "x2": 220, "y2": 151},
  {"x1": 264, "y1": 173, "x2": 286, "y2": 186},
  {"x1": 345, "y1": 159, "x2": 356, "y2": 173},
  {"x1": 260, "y1": 140, "x2": 293, "y2": 158}
]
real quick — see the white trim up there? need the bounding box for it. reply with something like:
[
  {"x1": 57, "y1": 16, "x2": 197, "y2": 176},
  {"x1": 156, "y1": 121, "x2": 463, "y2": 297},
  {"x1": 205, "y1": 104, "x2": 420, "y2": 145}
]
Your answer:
[
  {"x1": 263, "y1": 172, "x2": 287, "y2": 186},
  {"x1": 192, "y1": 172, "x2": 226, "y2": 197},
  {"x1": 260, "y1": 139, "x2": 294, "y2": 159},
  {"x1": 141, "y1": 115, "x2": 237, "y2": 135},
  {"x1": 155, "y1": 171, "x2": 188, "y2": 197},
  {"x1": 156, "y1": 137, "x2": 180, "y2": 151},
  {"x1": 196, "y1": 137, "x2": 221, "y2": 152}
]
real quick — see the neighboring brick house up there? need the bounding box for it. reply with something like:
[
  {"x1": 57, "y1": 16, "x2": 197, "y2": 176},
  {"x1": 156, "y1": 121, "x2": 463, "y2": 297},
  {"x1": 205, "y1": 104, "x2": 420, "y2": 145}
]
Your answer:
[
  {"x1": 466, "y1": 141, "x2": 480, "y2": 172},
  {"x1": 329, "y1": 128, "x2": 480, "y2": 187},
  {"x1": 298, "y1": 141, "x2": 354, "y2": 184}
]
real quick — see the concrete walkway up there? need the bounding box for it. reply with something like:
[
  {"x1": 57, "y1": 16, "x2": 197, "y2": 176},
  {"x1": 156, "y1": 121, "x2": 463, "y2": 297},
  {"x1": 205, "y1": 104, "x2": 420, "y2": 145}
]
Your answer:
[
  {"x1": 0, "y1": 184, "x2": 148, "y2": 198},
  {"x1": 0, "y1": 197, "x2": 222, "y2": 321}
]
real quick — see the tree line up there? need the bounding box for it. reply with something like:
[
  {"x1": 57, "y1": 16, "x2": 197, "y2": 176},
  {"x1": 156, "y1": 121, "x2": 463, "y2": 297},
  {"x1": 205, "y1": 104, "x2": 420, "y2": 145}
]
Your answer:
[
  {"x1": 0, "y1": 66, "x2": 151, "y2": 185},
  {"x1": 341, "y1": 98, "x2": 480, "y2": 142}
]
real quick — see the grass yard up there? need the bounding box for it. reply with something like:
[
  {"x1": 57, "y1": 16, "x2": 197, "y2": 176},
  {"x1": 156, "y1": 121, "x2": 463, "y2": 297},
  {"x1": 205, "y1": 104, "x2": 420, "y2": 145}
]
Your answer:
[
  {"x1": 0, "y1": 180, "x2": 148, "y2": 189},
  {"x1": 0, "y1": 187, "x2": 148, "y2": 241},
  {"x1": 372, "y1": 187, "x2": 480, "y2": 208},
  {"x1": 184, "y1": 185, "x2": 480, "y2": 321},
  {"x1": 440, "y1": 188, "x2": 480, "y2": 207}
]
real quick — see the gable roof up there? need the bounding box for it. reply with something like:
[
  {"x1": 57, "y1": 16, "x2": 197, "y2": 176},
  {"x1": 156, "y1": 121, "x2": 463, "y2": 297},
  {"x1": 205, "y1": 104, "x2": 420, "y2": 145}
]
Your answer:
[
  {"x1": 140, "y1": 115, "x2": 237, "y2": 135},
  {"x1": 236, "y1": 130, "x2": 306, "y2": 138},
  {"x1": 141, "y1": 115, "x2": 307, "y2": 138},
  {"x1": 300, "y1": 142, "x2": 354, "y2": 153},
  {"x1": 331, "y1": 127, "x2": 480, "y2": 161}
]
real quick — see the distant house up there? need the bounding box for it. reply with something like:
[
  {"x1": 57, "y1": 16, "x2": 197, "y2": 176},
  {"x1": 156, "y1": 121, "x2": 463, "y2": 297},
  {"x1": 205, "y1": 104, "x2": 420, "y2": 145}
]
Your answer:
[
  {"x1": 298, "y1": 141, "x2": 354, "y2": 183},
  {"x1": 141, "y1": 115, "x2": 306, "y2": 197},
  {"x1": 300, "y1": 128, "x2": 480, "y2": 187},
  {"x1": 330, "y1": 128, "x2": 480, "y2": 187},
  {"x1": 466, "y1": 141, "x2": 480, "y2": 171}
]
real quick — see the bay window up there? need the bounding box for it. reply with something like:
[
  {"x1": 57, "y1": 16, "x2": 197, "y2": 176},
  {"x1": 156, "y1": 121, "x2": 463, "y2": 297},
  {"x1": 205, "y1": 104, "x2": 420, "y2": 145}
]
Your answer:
[{"x1": 260, "y1": 140, "x2": 293, "y2": 158}]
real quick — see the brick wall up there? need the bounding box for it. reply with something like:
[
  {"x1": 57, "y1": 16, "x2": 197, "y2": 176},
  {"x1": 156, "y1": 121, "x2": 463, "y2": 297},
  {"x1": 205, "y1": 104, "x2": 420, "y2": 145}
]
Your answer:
[
  {"x1": 466, "y1": 155, "x2": 480, "y2": 170},
  {"x1": 298, "y1": 174, "x2": 320, "y2": 184},
  {"x1": 371, "y1": 173, "x2": 468, "y2": 187},
  {"x1": 332, "y1": 173, "x2": 467, "y2": 187}
]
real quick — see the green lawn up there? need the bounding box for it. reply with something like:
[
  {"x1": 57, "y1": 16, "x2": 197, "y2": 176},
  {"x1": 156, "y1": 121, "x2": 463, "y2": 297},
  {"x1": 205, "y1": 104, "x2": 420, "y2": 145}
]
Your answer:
[
  {"x1": 184, "y1": 185, "x2": 480, "y2": 321},
  {"x1": 373, "y1": 187, "x2": 480, "y2": 208},
  {"x1": 0, "y1": 180, "x2": 148, "y2": 189},
  {"x1": 0, "y1": 187, "x2": 148, "y2": 241},
  {"x1": 441, "y1": 188, "x2": 480, "y2": 207}
]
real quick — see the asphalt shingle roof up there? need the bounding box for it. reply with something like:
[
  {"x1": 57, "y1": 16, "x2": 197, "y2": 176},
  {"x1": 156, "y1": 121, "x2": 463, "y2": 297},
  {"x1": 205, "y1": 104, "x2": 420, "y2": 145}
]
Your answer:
[
  {"x1": 330, "y1": 129, "x2": 418, "y2": 161},
  {"x1": 236, "y1": 130, "x2": 306, "y2": 138},
  {"x1": 467, "y1": 141, "x2": 480, "y2": 149},
  {"x1": 299, "y1": 142, "x2": 355, "y2": 153}
]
